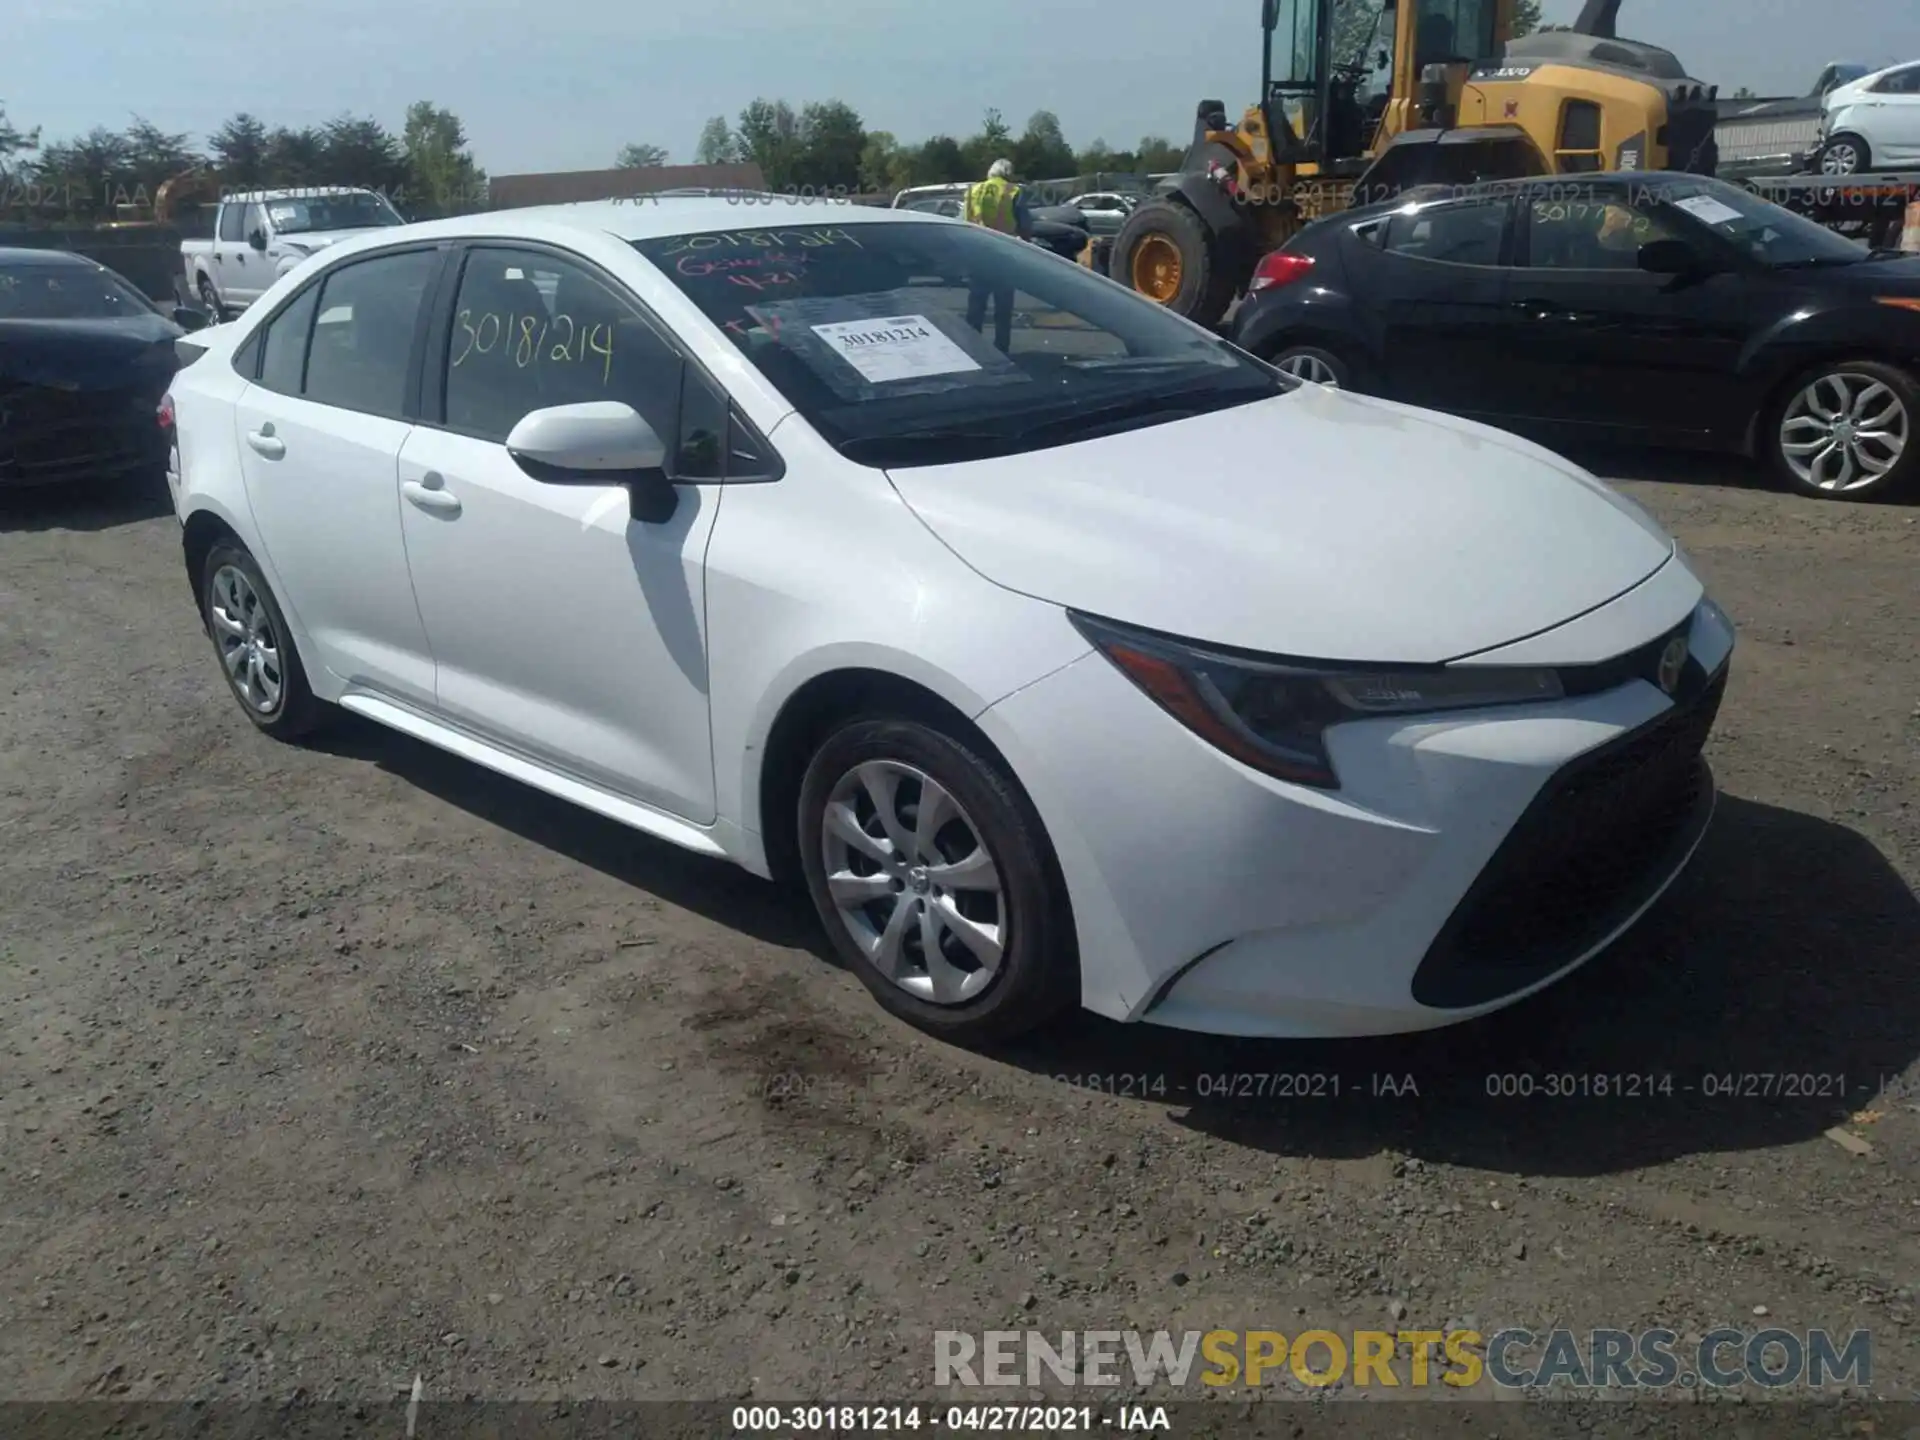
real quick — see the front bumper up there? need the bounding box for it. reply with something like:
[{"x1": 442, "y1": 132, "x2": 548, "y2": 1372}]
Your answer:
[
  {"x1": 0, "y1": 381, "x2": 170, "y2": 488},
  {"x1": 976, "y1": 568, "x2": 1735, "y2": 1039}
]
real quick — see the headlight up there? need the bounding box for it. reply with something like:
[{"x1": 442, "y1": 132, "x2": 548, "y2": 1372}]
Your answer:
[{"x1": 1071, "y1": 613, "x2": 1563, "y2": 789}]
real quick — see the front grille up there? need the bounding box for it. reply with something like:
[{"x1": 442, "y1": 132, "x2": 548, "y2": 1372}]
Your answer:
[
  {"x1": 0, "y1": 381, "x2": 165, "y2": 485},
  {"x1": 1411, "y1": 664, "x2": 1726, "y2": 1010}
]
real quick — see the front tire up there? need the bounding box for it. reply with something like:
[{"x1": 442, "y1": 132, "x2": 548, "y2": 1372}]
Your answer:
[
  {"x1": 1817, "y1": 134, "x2": 1871, "y2": 175},
  {"x1": 1110, "y1": 200, "x2": 1237, "y2": 328},
  {"x1": 797, "y1": 717, "x2": 1078, "y2": 1045},
  {"x1": 1767, "y1": 359, "x2": 1916, "y2": 501},
  {"x1": 200, "y1": 539, "x2": 325, "y2": 738}
]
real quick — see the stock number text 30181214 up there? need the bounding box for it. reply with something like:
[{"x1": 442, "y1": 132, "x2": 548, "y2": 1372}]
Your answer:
[{"x1": 451, "y1": 308, "x2": 615, "y2": 385}]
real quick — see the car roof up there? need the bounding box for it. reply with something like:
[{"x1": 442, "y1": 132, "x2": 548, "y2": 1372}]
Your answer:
[
  {"x1": 0, "y1": 246, "x2": 96, "y2": 267},
  {"x1": 335, "y1": 199, "x2": 952, "y2": 247}
]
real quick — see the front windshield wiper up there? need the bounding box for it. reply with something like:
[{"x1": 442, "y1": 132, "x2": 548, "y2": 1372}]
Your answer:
[{"x1": 1771, "y1": 255, "x2": 1864, "y2": 269}]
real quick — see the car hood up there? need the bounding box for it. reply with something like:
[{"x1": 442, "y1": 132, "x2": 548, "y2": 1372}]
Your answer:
[
  {"x1": 1814, "y1": 253, "x2": 1920, "y2": 290},
  {"x1": 885, "y1": 386, "x2": 1676, "y2": 663},
  {"x1": 0, "y1": 314, "x2": 183, "y2": 391}
]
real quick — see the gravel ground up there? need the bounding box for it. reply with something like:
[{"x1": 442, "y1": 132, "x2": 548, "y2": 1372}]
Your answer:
[{"x1": 1, "y1": 450, "x2": 1917, "y2": 1409}]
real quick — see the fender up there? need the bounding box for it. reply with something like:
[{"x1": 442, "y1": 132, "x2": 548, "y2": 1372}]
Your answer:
[
  {"x1": 731, "y1": 637, "x2": 1084, "y2": 867},
  {"x1": 1737, "y1": 299, "x2": 1920, "y2": 388}
]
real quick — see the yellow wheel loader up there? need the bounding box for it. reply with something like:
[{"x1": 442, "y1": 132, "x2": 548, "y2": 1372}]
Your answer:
[{"x1": 1101, "y1": 0, "x2": 1721, "y2": 325}]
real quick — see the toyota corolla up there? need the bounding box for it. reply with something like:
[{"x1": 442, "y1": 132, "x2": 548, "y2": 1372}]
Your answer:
[{"x1": 161, "y1": 198, "x2": 1735, "y2": 1044}]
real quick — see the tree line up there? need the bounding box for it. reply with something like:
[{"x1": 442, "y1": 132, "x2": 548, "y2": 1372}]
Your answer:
[
  {"x1": 0, "y1": 100, "x2": 486, "y2": 223},
  {"x1": 619, "y1": 104, "x2": 1192, "y2": 195}
]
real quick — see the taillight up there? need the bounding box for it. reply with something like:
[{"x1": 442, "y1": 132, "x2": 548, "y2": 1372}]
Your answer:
[
  {"x1": 157, "y1": 393, "x2": 175, "y2": 430},
  {"x1": 1248, "y1": 252, "x2": 1315, "y2": 293}
]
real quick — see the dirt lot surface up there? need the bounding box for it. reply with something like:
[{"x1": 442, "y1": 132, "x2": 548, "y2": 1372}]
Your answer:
[{"x1": 2, "y1": 450, "x2": 1917, "y2": 1411}]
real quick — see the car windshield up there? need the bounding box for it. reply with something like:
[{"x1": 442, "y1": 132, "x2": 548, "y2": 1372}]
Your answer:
[
  {"x1": 265, "y1": 192, "x2": 404, "y2": 234},
  {"x1": 0, "y1": 262, "x2": 156, "y2": 321},
  {"x1": 632, "y1": 217, "x2": 1287, "y2": 466},
  {"x1": 1656, "y1": 179, "x2": 1867, "y2": 267}
]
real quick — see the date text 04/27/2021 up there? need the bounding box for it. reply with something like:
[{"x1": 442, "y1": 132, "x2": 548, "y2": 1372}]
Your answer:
[{"x1": 729, "y1": 1404, "x2": 1172, "y2": 1432}]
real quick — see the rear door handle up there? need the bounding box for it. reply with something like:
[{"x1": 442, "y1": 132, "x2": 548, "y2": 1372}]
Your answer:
[
  {"x1": 402, "y1": 475, "x2": 461, "y2": 516},
  {"x1": 245, "y1": 424, "x2": 284, "y2": 460}
]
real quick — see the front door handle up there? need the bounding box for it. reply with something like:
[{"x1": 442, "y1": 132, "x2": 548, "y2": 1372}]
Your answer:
[
  {"x1": 245, "y1": 423, "x2": 284, "y2": 460},
  {"x1": 402, "y1": 475, "x2": 461, "y2": 516}
]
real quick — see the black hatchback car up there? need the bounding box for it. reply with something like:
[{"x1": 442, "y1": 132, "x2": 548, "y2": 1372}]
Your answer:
[{"x1": 1229, "y1": 173, "x2": 1920, "y2": 502}]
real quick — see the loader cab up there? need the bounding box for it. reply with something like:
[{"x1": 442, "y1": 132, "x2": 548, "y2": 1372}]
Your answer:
[{"x1": 1261, "y1": 0, "x2": 1503, "y2": 170}]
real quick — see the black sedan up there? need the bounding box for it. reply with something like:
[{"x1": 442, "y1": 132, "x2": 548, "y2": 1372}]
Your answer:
[
  {"x1": 0, "y1": 247, "x2": 207, "y2": 490},
  {"x1": 1230, "y1": 173, "x2": 1920, "y2": 502}
]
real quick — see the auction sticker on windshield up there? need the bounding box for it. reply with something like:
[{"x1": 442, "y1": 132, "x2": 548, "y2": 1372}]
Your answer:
[
  {"x1": 811, "y1": 315, "x2": 983, "y2": 384},
  {"x1": 1671, "y1": 194, "x2": 1746, "y2": 227}
]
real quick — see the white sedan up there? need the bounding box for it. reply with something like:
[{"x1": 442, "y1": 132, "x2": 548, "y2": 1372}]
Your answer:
[{"x1": 162, "y1": 198, "x2": 1735, "y2": 1043}]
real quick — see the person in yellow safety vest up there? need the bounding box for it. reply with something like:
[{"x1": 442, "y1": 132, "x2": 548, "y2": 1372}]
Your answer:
[{"x1": 963, "y1": 159, "x2": 1033, "y2": 353}]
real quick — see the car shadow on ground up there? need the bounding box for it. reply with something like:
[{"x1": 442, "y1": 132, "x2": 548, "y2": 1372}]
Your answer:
[
  {"x1": 308, "y1": 713, "x2": 832, "y2": 960},
  {"x1": 311, "y1": 708, "x2": 1920, "y2": 1177},
  {"x1": 0, "y1": 472, "x2": 173, "y2": 532},
  {"x1": 988, "y1": 793, "x2": 1920, "y2": 1177}
]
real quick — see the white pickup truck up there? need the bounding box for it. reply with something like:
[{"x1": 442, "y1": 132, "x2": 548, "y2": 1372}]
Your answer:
[{"x1": 180, "y1": 187, "x2": 406, "y2": 317}]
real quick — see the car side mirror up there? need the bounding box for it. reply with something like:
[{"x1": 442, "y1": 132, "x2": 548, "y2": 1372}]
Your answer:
[
  {"x1": 173, "y1": 304, "x2": 210, "y2": 331},
  {"x1": 248, "y1": 230, "x2": 267, "y2": 251},
  {"x1": 505, "y1": 401, "x2": 679, "y2": 524},
  {"x1": 1638, "y1": 238, "x2": 1703, "y2": 275}
]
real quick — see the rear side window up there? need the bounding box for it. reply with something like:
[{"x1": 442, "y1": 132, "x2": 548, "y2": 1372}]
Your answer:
[
  {"x1": 255, "y1": 285, "x2": 318, "y2": 394},
  {"x1": 1380, "y1": 199, "x2": 1510, "y2": 266},
  {"x1": 302, "y1": 249, "x2": 439, "y2": 420}
]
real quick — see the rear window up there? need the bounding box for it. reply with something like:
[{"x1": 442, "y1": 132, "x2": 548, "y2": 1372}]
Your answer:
[{"x1": 630, "y1": 217, "x2": 1283, "y2": 466}]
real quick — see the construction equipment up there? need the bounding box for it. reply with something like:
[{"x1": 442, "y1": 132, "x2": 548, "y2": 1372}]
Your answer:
[{"x1": 1104, "y1": 0, "x2": 1722, "y2": 325}]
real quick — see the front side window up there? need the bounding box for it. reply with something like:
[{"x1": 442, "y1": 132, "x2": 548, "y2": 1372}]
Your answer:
[
  {"x1": 1871, "y1": 65, "x2": 1920, "y2": 95},
  {"x1": 440, "y1": 247, "x2": 684, "y2": 444},
  {"x1": 218, "y1": 203, "x2": 247, "y2": 243},
  {"x1": 631, "y1": 218, "x2": 1285, "y2": 467},
  {"x1": 1380, "y1": 197, "x2": 1510, "y2": 264},
  {"x1": 0, "y1": 262, "x2": 155, "y2": 320},
  {"x1": 301, "y1": 249, "x2": 439, "y2": 419}
]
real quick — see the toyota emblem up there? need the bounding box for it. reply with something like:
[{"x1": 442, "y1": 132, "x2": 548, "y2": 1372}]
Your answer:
[{"x1": 1656, "y1": 635, "x2": 1689, "y2": 695}]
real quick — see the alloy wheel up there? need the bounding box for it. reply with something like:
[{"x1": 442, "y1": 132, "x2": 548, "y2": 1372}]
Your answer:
[
  {"x1": 1779, "y1": 372, "x2": 1909, "y2": 492},
  {"x1": 208, "y1": 564, "x2": 284, "y2": 713},
  {"x1": 1818, "y1": 142, "x2": 1862, "y2": 176},
  {"x1": 1276, "y1": 352, "x2": 1341, "y2": 387},
  {"x1": 818, "y1": 760, "x2": 1006, "y2": 1006},
  {"x1": 199, "y1": 279, "x2": 221, "y2": 319}
]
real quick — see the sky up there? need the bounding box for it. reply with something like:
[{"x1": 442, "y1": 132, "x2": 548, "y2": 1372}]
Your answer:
[{"x1": 6, "y1": 0, "x2": 1920, "y2": 178}]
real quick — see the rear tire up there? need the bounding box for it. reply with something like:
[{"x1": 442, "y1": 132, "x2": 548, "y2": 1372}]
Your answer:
[
  {"x1": 1817, "y1": 134, "x2": 1871, "y2": 175},
  {"x1": 1110, "y1": 200, "x2": 1237, "y2": 328},
  {"x1": 197, "y1": 276, "x2": 224, "y2": 322},
  {"x1": 1765, "y1": 358, "x2": 1917, "y2": 502},
  {"x1": 797, "y1": 717, "x2": 1078, "y2": 1046},
  {"x1": 200, "y1": 539, "x2": 326, "y2": 739}
]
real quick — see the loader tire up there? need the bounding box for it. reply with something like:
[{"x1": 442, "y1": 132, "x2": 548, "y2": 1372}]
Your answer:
[{"x1": 1110, "y1": 201, "x2": 1236, "y2": 328}]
